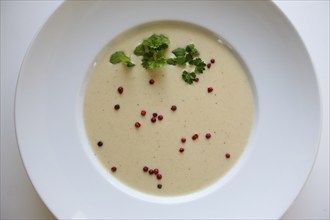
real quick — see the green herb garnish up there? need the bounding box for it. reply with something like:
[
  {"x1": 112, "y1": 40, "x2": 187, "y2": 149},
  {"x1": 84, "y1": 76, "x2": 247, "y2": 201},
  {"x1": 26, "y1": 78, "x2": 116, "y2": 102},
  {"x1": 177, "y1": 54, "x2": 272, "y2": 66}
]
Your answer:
[
  {"x1": 109, "y1": 51, "x2": 135, "y2": 67},
  {"x1": 109, "y1": 35, "x2": 207, "y2": 84},
  {"x1": 191, "y1": 58, "x2": 206, "y2": 74},
  {"x1": 134, "y1": 34, "x2": 170, "y2": 69},
  {"x1": 166, "y1": 58, "x2": 177, "y2": 65},
  {"x1": 170, "y1": 44, "x2": 200, "y2": 66},
  {"x1": 186, "y1": 44, "x2": 199, "y2": 57},
  {"x1": 182, "y1": 70, "x2": 196, "y2": 85},
  {"x1": 170, "y1": 44, "x2": 206, "y2": 84},
  {"x1": 171, "y1": 48, "x2": 186, "y2": 65}
]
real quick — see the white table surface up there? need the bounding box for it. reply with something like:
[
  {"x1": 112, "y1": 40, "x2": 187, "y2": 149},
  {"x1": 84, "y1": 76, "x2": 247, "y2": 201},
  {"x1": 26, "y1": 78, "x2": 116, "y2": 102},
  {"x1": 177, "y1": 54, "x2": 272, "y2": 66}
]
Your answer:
[{"x1": 1, "y1": 1, "x2": 329, "y2": 219}]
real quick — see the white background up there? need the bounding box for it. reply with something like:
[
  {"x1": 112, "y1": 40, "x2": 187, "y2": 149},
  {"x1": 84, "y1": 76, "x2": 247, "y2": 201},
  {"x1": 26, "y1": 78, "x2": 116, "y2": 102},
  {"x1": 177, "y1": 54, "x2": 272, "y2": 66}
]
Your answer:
[{"x1": 1, "y1": 1, "x2": 328, "y2": 219}]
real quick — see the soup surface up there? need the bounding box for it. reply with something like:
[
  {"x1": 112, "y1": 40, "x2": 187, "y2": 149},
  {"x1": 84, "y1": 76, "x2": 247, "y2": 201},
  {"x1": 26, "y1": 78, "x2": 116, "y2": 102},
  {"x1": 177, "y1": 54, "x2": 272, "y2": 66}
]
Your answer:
[{"x1": 84, "y1": 21, "x2": 254, "y2": 196}]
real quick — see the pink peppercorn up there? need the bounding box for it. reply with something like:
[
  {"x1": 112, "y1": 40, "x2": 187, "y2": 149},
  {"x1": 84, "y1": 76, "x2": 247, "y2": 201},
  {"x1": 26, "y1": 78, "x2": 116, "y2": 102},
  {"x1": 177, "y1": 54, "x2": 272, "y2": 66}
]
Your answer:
[
  {"x1": 135, "y1": 122, "x2": 141, "y2": 128},
  {"x1": 157, "y1": 115, "x2": 163, "y2": 121},
  {"x1": 117, "y1": 86, "x2": 124, "y2": 94},
  {"x1": 192, "y1": 134, "x2": 199, "y2": 140},
  {"x1": 143, "y1": 166, "x2": 149, "y2": 172}
]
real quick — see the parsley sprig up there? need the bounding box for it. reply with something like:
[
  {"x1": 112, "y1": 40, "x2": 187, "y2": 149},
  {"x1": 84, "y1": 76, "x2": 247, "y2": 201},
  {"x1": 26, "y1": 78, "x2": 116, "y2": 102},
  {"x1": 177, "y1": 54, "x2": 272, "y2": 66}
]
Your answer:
[
  {"x1": 109, "y1": 51, "x2": 135, "y2": 67},
  {"x1": 168, "y1": 44, "x2": 206, "y2": 84},
  {"x1": 109, "y1": 34, "x2": 206, "y2": 84},
  {"x1": 134, "y1": 34, "x2": 170, "y2": 69},
  {"x1": 169, "y1": 44, "x2": 200, "y2": 65}
]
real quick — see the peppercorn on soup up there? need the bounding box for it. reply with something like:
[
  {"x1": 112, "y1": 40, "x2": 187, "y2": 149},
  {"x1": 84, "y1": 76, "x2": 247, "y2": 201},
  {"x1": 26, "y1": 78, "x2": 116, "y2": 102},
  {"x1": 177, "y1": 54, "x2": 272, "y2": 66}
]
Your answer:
[{"x1": 83, "y1": 21, "x2": 254, "y2": 196}]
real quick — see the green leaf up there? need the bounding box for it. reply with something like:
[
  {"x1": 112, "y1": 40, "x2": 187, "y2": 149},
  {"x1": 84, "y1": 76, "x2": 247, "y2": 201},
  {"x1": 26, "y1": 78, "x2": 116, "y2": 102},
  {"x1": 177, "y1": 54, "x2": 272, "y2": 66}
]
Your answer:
[
  {"x1": 195, "y1": 66, "x2": 205, "y2": 74},
  {"x1": 126, "y1": 62, "x2": 135, "y2": 67},
  {"x1": 192, "y1": 58, "x2": 206, "y2": 74},
  {"x1": 109, "y1": 51, "x2": 135, "y2": 67},
  {"x1": 182, "y1": 71, "x2": 196, "y2": 85},
  {"x1": 142, "y1": 54, "x2": 167, "y2": 69},
  {"x1": 186, "y1": 44, "x2": 199, "y2": 57},
  {"x1": 172, "y1": 48, "x2": 186, "y2": 57},
  {"x1": 166, "y1": 58, "x2": 177, "y2": 65},
  {"x1": 133, "y1": 44, "x2": 145, "y2": 56},
  {"x1": 185, "y1": 54, "x2": 193, "y2": 64},
  {"x1": 110, "y1": 51, "x2": 127, "y2": 64},
  {"x1": 176, "y1": 56, "x2": 186, "y2": 65}
]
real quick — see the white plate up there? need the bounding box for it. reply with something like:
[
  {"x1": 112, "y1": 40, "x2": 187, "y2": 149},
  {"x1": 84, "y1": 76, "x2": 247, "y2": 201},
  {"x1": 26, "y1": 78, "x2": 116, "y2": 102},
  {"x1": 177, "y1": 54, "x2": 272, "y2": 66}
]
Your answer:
[{"x1": 15, "y1": 1, "x2": 321, "y2": 219}]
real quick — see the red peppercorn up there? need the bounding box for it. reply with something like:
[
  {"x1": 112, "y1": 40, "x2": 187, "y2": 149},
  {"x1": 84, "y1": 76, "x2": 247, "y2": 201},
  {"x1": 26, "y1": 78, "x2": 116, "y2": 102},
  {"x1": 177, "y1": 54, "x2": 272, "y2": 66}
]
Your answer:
[
  {"x1": 207, "y1": 87, "x2": 213, "y2": 93},
  {"x1": 156, "y1": 174, "x2": 162, "y2": 180},
  {"x1": 152, "y1": 113, "x2": 158, "y2": 117},
  {"x1": 194, "y1": 77, "x2": 199, "y2": 82},
  {"x1": 179, "y1": 147, "x2": 185, "y2": 153},
  {"x1": 205, "y1": 133, "x2": 211, "y2": 139},
  {"x1": 135, "y1": 122, "x2": 141, "y2": 128},
  {"x1": 157, "y1": 115, "x2": 163, "y2": 121},
  {"x1": 143, "y1": 166, "x2": 149, "y2": 172},
  {"x1": 171, "y1": 105, "x2": 177, "y2": 111},
  {"x1": 225, "y1": 153, "x2": 231, "y2": 159},
  {"x1": 192, "y1": 134, "x2": 199, "y2": 140},
  {"x1": 111, "y1": 166, "x2": 117, "y2": 172},
  {"x1": 157, "y1": 184, "x2": 162, "y2": 189},
  {"x1": 151, "y1": 117, "x2": 156, "y2": 123},
  {"x1": 181, "y1": 137, "x2": 186, "y2": 143},
  {"x1": 97, "y1": 141, "x2": 103, "y2": 147},
  {"x1": 207, "y1": 63, "x2": 211, "y2": 69},
  {"x1": 149, "y1": 79, "x2": 155, "y2": 85},
  {"x1": 149, "y1": 169, "x2": 154, "y2": 175},
  {"x1": 117, "y1": 86, "x2": 124, "y2": 94},
  {"x1": 114, "y1": 104, "x2": 120, "y2": 110},
  {"x1": 141, "y1": 110, "x2": 146, "y2": 116},
  {"x1": 210, "y1": 58, "x2": 215, "y2": 64},
  {"x1": 154, "y1": 168, "x2": 159, "y2": 174}
]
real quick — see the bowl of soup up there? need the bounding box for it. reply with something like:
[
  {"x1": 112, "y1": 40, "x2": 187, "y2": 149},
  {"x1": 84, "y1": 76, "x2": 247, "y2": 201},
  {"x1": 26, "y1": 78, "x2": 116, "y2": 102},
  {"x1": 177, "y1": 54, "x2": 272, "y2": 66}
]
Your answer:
[{"x1": 15, "y1": 1, "x2": 321, "y2": 219}]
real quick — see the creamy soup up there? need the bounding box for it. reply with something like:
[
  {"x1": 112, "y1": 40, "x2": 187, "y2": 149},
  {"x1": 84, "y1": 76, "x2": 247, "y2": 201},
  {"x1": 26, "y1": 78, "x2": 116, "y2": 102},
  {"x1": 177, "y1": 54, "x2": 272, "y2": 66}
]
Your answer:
[{"x1": 84, "y1": 21, "x2": 254, "y2": 196}]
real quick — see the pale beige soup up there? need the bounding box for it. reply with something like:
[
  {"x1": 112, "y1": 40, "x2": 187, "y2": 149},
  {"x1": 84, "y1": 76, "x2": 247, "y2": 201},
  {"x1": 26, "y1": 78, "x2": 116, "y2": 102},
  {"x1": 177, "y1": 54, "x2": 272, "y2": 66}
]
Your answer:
[{"x1": 84, "y1": 21, "x2": 254, "y2": 196}]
